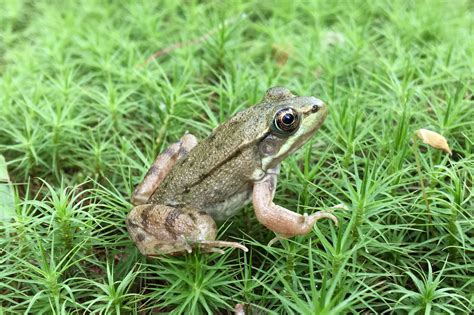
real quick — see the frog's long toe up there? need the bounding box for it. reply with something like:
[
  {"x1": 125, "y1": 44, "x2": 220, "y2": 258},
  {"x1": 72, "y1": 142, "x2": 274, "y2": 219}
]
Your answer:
[
  {"x1": 268, "y1": 235, "x2": 285, "y2": 247},
  {"x1": 199, "y1": 240, "x2": 248, "y2": 252},
  {"x1": 307, "y1": 211, "x2": 338, "y2": 227}
]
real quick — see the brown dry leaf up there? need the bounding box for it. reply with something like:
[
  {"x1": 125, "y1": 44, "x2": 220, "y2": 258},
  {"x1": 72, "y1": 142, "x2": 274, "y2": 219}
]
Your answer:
[
  {"x1": 416, "y1": 129, "x2": 452, "y2": 155},
  {"x1": 272, "y1": 43, "x2": 293, "y2": 66}
]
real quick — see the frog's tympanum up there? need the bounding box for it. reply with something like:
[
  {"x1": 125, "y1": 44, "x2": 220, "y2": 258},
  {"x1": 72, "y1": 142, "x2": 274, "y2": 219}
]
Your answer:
[{"x1": 126, "y1": 87, "x2": 337, "y2": 256}]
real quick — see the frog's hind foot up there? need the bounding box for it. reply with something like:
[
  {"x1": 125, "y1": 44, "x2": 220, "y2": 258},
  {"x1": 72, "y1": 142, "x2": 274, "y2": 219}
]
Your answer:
[
  {"x1": 198, "y1": 240, "x2": 248, "y2": 253},
  {"x1": 126, "y1": 203, "x2": 247, "y2": 256},
  {"x1": 148, "y1": 240, "x2": 248, "y2": 256},
  {"x1": 152, "y1": 240, "x2": 248, "y2": 256}
]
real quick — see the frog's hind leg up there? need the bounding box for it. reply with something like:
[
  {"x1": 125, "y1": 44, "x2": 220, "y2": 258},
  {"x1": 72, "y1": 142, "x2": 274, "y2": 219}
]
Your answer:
[
  {"x1": 132, "y1": 134, "x2": 198, "y2": 205},
  {"x1": 126, "y1": 204, "x2": 247, "y2": 256}
]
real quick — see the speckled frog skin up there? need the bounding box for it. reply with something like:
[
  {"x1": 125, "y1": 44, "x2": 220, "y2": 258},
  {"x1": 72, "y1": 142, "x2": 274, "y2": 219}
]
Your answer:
[{"x1": 126, "y1": 87, "x2": 338, "y2": 256}]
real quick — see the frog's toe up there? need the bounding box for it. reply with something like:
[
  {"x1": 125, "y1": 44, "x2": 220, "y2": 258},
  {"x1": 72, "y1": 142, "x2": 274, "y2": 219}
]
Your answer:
[
  {"x1": 267, "y1": 235, "x2": 286, "y2": 247},
  {"x1": 198, "y1": 240, "x2": 248, "y2": 253},
  {"x1": 307, "y1": 211, "x2": 338, "y2": 227},
  {"x1": 203, "y1": 248, "x2": 226, "y2": 255}
]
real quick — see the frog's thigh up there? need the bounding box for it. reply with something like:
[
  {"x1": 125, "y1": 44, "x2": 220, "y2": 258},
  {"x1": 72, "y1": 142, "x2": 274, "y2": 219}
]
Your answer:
[
  {"x1": 126, "y1": 203, "x2": 216, "y2": 256},
  {"x1": 126, "y1": 204, "x2": 247, "y2": 256},
  {"x1": 252, "y1": 172, "x2": 338, "y2": 237},
  {"x1": 132, "y1": 134, "x2": 198, "y2": 205}
]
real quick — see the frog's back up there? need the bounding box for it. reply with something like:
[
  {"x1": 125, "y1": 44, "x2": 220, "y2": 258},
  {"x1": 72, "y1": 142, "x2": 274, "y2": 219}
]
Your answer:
[{"x1": 151, "y1": 104, "x2": 271, "y2": 213}]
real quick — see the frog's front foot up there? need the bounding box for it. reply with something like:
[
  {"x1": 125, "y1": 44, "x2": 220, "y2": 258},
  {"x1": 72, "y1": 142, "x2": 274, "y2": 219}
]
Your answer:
[
  {"x1": 252, "y1": 174, "x2": 338, "y2": 237},
  {"x1": 305, "y1": 210, "x2": 338, "y2": 227}
]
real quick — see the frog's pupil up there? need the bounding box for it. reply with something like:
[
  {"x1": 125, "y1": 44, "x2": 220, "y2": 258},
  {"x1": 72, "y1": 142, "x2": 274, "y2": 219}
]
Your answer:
[
  {"x1": 273, "y1": 108, "x2": 299, "y2": 134},
  {"x1": 282, "y1": 113, "x2": 294, "y2": 124}
]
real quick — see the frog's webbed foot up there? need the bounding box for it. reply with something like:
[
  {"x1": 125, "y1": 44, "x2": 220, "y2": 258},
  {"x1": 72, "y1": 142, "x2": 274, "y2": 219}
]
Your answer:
[
  {"x1": 132, "y1": 133, "x2": 198, "y2": 206},
  {"x1": 252, "y1": 173, "x2": 338, "y2": 238}
]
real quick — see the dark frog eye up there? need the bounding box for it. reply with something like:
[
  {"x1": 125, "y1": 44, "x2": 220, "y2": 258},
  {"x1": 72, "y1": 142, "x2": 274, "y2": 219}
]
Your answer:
[{"x1": 273, "y1": 107, "x2": 300, "y2": 135}]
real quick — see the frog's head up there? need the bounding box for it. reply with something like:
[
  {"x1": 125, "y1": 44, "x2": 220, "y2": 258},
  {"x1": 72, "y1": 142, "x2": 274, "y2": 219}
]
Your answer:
[{"x1": 259, "y1": 86, "x2": 328, "y2": 170}]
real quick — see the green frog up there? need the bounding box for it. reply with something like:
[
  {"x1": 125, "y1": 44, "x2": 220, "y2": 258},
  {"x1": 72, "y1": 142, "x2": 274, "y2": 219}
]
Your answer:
[{"x1": 126, "y1": 87, "x2": 337, "y2": 256}]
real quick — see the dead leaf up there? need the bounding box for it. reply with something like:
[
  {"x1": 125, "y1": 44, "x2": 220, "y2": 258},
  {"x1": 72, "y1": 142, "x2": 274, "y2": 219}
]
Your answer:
[
  {"x1": 272, "y1": 43, "x2": 293, "y2": 66},
  {"x1": 416, "y1": 129, "x2": 452, "y2": 155}
]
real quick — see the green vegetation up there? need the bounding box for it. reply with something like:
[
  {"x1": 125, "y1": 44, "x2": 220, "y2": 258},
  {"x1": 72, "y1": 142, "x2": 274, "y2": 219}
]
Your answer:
[{"x1": 1, "y1": 0, "x2": 472, "y2": 313}]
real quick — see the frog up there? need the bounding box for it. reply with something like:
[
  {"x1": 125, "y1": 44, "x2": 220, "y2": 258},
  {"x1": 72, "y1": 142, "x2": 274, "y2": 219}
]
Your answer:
[{"x1": 126, "y1": 87, "x2": 338, "y2": 256}]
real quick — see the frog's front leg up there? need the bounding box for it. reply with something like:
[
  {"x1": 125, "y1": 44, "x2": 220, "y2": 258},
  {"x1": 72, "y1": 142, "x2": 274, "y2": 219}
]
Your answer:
[
  {"x1": 252, "y1": 171, "x2": 338, "y2": 237},
  {"x1": 132, "y1": 134, "x2": 198, "y2": 205},
  {"x1": 126, "y1": 204, "x2": 248, "y2": 256}
]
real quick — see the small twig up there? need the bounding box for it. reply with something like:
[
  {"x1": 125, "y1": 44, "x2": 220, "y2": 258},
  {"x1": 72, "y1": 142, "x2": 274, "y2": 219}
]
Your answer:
[
  {"x1": 139, "y1": 14, "x2": 247, "y2": 67},
  {"x1": 143, "y1": 33, "x2": 212, "y2": 65}
]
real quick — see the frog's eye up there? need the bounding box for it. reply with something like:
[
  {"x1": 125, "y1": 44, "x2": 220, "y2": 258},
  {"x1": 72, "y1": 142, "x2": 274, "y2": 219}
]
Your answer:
[{"x1": 273, "y1": 107, "x2": 300, "y2": 134}]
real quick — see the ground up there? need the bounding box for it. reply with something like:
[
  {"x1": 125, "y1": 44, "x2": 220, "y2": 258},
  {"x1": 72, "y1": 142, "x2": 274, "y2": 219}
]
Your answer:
[{"x1": 0, "y1": 0, "x2": 473, "y2": 314}]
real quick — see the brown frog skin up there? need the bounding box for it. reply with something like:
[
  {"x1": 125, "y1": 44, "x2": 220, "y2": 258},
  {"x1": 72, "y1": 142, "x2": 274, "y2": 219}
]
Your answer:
[{"x1": 126, "y1": 87, "x2": 338, "y2": 256}]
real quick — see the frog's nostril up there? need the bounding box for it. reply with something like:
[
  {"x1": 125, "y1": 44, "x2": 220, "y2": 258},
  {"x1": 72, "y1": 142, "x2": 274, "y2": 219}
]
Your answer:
[{"x1": 311, "y1": 104, "x2": 321, "y2": 113}]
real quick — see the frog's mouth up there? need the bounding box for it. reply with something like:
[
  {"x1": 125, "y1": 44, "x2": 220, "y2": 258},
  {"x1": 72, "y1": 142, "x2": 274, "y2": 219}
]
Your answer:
[{"x1": 261, "y1": 102, "x2": 328, "y2": 170}]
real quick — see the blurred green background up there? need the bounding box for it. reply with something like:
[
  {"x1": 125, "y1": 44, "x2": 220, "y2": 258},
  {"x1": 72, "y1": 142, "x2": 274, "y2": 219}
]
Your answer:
[{"x1": 0, "y1": 0, "x2": 472, "y2": 314}]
